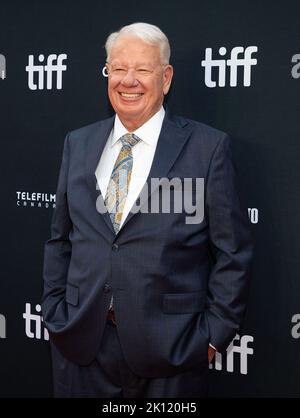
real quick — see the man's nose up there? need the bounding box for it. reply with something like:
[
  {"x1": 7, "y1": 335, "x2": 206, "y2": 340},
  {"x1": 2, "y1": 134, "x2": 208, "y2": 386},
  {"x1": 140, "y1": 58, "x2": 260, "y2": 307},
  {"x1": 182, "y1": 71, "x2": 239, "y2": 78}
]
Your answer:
[{"x1": 121, "y1": 69, "x2": 139, "y2": 87}]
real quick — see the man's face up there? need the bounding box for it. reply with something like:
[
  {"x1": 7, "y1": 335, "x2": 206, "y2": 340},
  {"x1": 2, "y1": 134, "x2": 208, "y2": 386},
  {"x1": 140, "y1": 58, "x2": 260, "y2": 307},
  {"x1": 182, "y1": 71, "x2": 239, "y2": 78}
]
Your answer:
[{"x1": 106, "y1": 36, "x2": 173, "y2": 131}]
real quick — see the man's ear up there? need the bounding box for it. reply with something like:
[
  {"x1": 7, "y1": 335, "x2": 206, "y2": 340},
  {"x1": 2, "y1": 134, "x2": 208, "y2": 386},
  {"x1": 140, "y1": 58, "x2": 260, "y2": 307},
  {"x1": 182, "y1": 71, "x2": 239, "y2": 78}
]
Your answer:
[{"x1": 163, "y1": 65, "x2": 174, "y2": 95}]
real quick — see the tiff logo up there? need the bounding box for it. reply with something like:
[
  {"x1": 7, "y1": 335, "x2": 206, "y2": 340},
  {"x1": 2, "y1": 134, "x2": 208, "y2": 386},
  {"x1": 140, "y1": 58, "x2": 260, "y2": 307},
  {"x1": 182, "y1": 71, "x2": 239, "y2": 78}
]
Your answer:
[
  {"x1": 291, "y1": 314, "x2": 300, "y2": 338},
  {"x1": 23, "y1": 303, "x2": 49, "y2": 340},
  {"x1": 210, "y1": 334, "x2": 254, "y2": 375},
  {"x1": 291, "y1": 54, "x2": 300, "y2": 79},
  {"x1": 0, "y1": 54, "x2": 6, "y2": 80},
  {"x1": 0, "y1": 314, "x2": 6, "y2": 338},
  {"x1": 26, "y1": 53, "x2": 67, "y2": 90},
  {"x1": 201, "y1": 46, "x2": 258, "y2": 87}
]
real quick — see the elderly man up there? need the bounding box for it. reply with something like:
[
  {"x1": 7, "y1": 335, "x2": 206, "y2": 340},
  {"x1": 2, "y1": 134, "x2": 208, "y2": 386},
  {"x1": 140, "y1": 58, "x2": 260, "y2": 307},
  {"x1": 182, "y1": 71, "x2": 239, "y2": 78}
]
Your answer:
[{"x1": 42, "y1": 22, "x2": 252, "y2": 398}]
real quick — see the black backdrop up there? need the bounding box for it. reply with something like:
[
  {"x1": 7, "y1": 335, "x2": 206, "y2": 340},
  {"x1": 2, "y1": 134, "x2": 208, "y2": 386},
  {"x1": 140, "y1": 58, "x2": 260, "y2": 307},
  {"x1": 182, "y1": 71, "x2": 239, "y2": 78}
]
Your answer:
[{"x1": 1, "y1": 0, "x2": 300, "y2": 397}]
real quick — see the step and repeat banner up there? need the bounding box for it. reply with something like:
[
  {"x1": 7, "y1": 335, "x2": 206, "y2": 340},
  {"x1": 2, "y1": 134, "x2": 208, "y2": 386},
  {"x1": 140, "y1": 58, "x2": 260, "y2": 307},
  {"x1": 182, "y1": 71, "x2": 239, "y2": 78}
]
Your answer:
[{"x1": 0, "y1": 0, "x2": 299, "y2": 397}]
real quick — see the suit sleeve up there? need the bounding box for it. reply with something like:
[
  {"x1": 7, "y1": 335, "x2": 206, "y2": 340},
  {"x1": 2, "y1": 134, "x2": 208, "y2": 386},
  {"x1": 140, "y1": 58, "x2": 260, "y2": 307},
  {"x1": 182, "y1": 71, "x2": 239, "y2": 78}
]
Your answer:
[
  {"x1": 41, "y1": 133, "x2": 72, "y2": 330},
  {"x1": 205, "y1": 134, "x2": 253, "y2": 352}
]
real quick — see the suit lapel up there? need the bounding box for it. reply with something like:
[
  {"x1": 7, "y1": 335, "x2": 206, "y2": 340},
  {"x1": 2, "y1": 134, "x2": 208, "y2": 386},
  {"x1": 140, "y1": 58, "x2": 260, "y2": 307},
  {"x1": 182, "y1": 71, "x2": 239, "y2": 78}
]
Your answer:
[
  {"x1": 121, "y1": 112, "x2": 193, "y2": 230},
  {"x1": 85, "y1": 116, "x2": 116, "y2": 236}
]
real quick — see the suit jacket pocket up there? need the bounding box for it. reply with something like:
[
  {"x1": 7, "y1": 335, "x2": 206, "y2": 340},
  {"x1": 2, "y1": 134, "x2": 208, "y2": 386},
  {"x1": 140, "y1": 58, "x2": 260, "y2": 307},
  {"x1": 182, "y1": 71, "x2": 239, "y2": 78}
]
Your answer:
[
  {"x1": 66, "y1": 282, "x2": 79, "y2": 306},
  {"x1": 162, "y1": 290, "x2": 206, "y2": 314}
]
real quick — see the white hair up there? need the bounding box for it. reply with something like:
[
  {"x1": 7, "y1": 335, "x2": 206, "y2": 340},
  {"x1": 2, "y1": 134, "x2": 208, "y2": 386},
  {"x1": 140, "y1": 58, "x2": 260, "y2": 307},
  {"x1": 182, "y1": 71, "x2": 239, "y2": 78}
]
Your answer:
[{"x1": 105, "y1": 22, "x2": 171, "y2": 64}]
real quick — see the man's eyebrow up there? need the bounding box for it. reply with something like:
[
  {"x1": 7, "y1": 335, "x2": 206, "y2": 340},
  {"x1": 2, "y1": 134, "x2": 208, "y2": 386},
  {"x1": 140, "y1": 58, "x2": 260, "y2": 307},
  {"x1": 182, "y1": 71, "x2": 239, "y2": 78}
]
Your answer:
[
  {"x1": 109, "y1": 61, "x2": 154, "y2": 67},
  {"x1": 135, "y1": 62, "x2": 154, "y2": 67}
]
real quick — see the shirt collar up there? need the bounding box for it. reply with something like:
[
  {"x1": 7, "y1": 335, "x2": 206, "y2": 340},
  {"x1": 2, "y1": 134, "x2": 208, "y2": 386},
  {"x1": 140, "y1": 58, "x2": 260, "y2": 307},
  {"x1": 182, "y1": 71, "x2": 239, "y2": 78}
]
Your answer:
[{"x1": 110, "y1": 106, "x2": 165, "y2": 147}]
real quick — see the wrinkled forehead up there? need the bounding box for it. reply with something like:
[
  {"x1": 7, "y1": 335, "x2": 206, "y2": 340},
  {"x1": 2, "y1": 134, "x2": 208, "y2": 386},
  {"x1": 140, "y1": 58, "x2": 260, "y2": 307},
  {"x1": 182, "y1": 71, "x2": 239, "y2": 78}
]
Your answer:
[{"x1": 109, "y1": 36, "x2": 162, "y2": 65}]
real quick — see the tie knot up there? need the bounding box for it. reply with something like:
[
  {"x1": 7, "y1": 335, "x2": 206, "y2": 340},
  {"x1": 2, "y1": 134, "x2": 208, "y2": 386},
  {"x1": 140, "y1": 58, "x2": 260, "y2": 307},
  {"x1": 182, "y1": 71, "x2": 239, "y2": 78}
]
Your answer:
[{"x1": 120, "y1": 133, "x2": 141, "y2": 148}]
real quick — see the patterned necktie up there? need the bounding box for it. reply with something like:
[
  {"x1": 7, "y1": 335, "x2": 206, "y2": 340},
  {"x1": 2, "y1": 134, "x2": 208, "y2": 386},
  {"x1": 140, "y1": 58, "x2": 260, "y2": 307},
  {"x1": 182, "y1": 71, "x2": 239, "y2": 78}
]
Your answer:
[{"x1": 105, "y1": 133, "x2": 141, "y2": 233}]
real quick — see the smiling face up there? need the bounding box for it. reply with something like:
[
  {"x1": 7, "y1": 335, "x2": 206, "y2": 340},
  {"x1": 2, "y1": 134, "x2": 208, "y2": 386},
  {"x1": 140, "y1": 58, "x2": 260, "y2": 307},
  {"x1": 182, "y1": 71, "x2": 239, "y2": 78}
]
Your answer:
[{"x1": 106, "y1": 36, "x2": 173, "y2": 132}]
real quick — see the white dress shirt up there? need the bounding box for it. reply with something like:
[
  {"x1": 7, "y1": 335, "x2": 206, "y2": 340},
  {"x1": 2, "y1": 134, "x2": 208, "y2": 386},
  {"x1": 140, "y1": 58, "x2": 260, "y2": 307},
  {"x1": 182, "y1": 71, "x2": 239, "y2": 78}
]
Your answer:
[{"x1": 95, "y1": 106, "x2": 165, "y2": 229}]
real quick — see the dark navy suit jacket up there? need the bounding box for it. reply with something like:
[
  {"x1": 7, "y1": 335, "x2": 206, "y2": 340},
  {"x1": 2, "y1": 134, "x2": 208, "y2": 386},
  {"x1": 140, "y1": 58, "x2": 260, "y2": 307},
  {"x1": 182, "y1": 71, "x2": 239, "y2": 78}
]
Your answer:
[{"x1": 42, "y1": 111, "x2": 253, "y2": 378}]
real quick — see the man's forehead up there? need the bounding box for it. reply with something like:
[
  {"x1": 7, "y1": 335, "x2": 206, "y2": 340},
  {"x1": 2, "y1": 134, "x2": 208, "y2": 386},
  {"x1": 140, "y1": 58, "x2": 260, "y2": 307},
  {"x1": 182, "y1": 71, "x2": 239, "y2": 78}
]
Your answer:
[{"x1": 110, "y1": 37, "x2": 160, "y2": 56}]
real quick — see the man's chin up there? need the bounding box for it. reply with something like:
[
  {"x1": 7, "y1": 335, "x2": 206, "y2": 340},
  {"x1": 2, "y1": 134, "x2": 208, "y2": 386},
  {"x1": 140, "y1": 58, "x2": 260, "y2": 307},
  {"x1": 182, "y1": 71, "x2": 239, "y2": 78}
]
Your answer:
[
  {"x1": 116, "y1": 102, "x2": 144, "y2": 115},
  {"x1": 116, "y1": 109, "x2": 145, "y2": 122}
]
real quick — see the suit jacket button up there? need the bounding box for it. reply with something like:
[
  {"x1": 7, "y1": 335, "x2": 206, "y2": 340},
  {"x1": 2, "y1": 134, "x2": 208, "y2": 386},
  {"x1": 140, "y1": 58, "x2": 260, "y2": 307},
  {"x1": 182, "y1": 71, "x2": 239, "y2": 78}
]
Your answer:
[
  {"x1": 103, "y1": 283, "x2": 111, "y2": 293},
  {"x1": 112, "y1": 243, "x2": 119, "y2": 251}
]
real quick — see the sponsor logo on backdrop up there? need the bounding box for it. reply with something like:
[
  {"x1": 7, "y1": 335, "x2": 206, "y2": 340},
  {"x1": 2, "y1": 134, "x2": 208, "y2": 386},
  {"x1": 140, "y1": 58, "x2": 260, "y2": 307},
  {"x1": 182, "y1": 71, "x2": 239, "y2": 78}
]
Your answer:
[
  {"x1": 23, "y1": 303, "x2": 49, "y2": 340},
  {"x1": 26, "y1": 53, "x2": 67, "y2": 90},
  {"x1": 16, "y1": 191, "x2": 56, "y2": 208},
  {"x1": 0, "y1": 314, "x2": 6, "y2": 338},
  {"x1": 291, "y1": 54, "x2": 300, "y2": 79},
  {"x1": 291, "y1": 314, "x2": 300, "y2": 338},
  {"x1": 201, "y1": 46, "x2": 258, "y2": 87},
  {"x1": 0, "y1": 54, "x2": 6, "y2": 80},
  {"x1": 209, "y1": 334, "x2": 254, "y2": 375},
  {"x1": 248, "y1": 207, "x2": 259, "y2": 224}
]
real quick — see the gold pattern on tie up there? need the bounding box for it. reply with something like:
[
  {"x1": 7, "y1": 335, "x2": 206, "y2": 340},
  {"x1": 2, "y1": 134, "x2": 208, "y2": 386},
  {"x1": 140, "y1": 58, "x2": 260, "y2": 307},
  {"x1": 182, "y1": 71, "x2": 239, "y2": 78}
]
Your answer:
[{"x1": 104, "y1": 133, "x2": 141, "y2": 233}]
